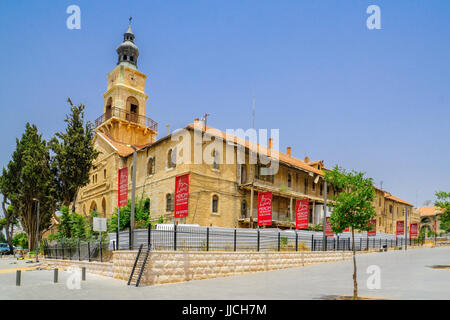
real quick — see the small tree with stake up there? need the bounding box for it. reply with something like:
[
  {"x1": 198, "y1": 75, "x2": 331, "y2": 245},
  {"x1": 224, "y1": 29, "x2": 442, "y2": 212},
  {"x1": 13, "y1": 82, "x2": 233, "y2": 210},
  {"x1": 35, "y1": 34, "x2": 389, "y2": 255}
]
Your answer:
[{"x1": 324, "y1": 166, "x2": 376, "y2": 299}]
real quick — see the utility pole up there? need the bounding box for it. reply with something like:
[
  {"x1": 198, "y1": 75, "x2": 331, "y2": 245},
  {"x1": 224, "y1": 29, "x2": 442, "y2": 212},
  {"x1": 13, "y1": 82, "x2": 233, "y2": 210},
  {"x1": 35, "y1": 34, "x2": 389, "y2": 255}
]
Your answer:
[
  {"x1": 202, "y1": 113, "x2": 210, "y2": 131},
  {"x1": 127, "y1": 145, "x2": 137, "y2": 250},
  {"x1": 322, "y1": 180, "x2": 328, "y2": 251},
  {"x1": 404, "y1": 206, "x2": 408, "y2": 251}
]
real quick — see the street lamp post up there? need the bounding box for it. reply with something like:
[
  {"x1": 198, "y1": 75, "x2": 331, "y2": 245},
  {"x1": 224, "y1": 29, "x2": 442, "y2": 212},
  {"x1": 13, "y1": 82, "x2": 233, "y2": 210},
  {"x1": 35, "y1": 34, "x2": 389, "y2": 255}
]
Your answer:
[
  {"x1": 33, "y1": 199, "x2": 40, "y2": 263},
  {"x1": 127, "y1": 145, "x2": 137, "y2": 250},
  {"x1": 404, "y1": 206, "x2": 408, "y2": 251}
]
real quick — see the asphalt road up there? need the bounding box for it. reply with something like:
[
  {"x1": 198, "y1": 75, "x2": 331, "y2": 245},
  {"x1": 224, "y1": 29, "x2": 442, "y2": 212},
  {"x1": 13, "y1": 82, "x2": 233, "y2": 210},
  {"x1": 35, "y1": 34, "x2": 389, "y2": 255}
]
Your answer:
[{"x1": 0, "y1": 247, "x2": 449, "y2": 300}]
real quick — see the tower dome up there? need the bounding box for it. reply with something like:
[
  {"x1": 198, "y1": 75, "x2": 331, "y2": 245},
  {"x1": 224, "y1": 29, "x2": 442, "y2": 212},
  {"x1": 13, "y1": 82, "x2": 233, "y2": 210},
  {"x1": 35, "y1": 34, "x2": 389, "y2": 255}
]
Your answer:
[{"x1": 116, "y1": 20, "x2": 140, "y2": 69}]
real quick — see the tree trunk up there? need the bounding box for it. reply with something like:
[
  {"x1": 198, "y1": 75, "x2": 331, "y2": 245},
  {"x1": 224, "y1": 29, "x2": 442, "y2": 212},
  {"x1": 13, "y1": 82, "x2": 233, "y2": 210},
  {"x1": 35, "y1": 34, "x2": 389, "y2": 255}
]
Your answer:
[
  {"x1": 71, "y1": 188, "x2": 79, "y2": 213},
  {"x1": 2, "y1": 201, "x2": 14, "y2": 254},
  {"x1": 352, "y1": 228, "x2": 358, "y2": 299}
]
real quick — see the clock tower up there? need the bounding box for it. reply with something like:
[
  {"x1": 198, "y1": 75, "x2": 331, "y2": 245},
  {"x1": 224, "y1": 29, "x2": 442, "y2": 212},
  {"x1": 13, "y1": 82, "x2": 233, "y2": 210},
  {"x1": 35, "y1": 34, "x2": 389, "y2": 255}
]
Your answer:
[{"x1": 95, "y1": 21, "x2": 158, "y2": 146}]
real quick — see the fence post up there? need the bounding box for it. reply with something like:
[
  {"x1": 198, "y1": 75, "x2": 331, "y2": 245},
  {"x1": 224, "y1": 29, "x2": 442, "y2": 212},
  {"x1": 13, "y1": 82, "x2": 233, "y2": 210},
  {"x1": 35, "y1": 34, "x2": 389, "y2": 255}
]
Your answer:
[
  {"x1": 337, "y1": 236, "x2": 339, "y2": 251},
  {"x1": 62, "y1": 242, "x2": 65, "y2": 260},
  {"x1": 88, "y1": 241, "x2": 91, "y2": 262},
  {"x1": 129, "y1": 227, "x2": 132, "y2": 250},
  {"x1": 116, "y1": 225, "x2": 119, "y2": 251},
  {"x1": 295, "y1": 231, "x2": 298, "y2": 252},
  {"x1": 233, "y1": 229, "x2": 237, "y2": 252},
  {"x1": 173, "y1": 223, "x2": 177, "y2": 251},
  {"x1": 311, "y1": 234, "x2": 314, "y2": 251},
  {"x1": 277, "y1": 232, "x2": 281, "y2": 252},
  {"x1": 334, "y1": 238, "x2": 336, "y2": 251},
  {"x1": 99, "y1": 236, "x2": 103, "y2": 263},
  {"x1": 148, "y1": 223, "x2": 151, "y2": 249},
  {"x1": 206, "y1": 227, "x2": 210, "y2": 252},
  {"x1": 360, "y1": 238, "x2": 362, "y2": 251},
  {"x1": 78, "y1": 240, "x2": 81, "y2": 261},
  {"x1": 325, "y1": 236, "x2": 327, "y2": 251},
  {"x1": 257, "y1": 229, "x2": 260, "y2": 252}
]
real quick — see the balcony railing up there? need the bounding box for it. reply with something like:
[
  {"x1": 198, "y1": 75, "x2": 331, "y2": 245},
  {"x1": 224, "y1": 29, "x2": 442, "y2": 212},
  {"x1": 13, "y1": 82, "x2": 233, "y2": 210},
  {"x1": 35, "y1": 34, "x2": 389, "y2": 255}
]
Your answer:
[{"x1": 95, "y1": 107, "x2": 158, "y2": 132}]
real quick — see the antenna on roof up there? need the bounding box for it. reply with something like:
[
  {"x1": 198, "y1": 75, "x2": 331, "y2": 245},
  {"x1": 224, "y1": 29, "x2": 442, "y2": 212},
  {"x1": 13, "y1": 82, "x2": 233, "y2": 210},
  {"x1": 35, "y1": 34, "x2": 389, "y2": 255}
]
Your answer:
[
  {"x1": 380, "y1": 181, "x2": 383, "y2": 190},
  {"x1": 202, "y1": 113, "x2": 210, "y2": 131}
]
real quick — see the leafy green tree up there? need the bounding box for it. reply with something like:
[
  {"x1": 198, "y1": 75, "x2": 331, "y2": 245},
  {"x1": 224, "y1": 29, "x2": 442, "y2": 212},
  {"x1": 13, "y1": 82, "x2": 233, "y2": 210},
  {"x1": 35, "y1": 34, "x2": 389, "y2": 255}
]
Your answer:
[
  {"x1": 54, "y1": 206, "x2": 88, "y2": 240},
  {"x1": 0, "y1": 124, "x2": 58, "y2": 251},
  {"x1": 108, "y1": 198, "x2": 151, "y2": 232},
  {"x1": 0, "y1": 201, "x2": 18, "y2": 252},
  {"x1": 434, "y1": 191, "x2": 450, "y2": 233},
  {"x1": 324, "y1": 166, "x2": 376, "y2": 299},
  {"x1": 12, "y1": 232, "x2": 28, "y2": 249},
  {"x1": 50, "y1": 99, "x2": 99, "y2": 211},
  {"x1": 0, "y1": 225, "x2": 6, "y2": 243}
]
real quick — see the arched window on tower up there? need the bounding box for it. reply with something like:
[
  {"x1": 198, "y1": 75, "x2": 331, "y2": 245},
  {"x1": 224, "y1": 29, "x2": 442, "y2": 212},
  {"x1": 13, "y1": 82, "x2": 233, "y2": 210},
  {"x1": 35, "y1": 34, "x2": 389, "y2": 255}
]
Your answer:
[
  {"x1": 105, "y1": 97, "x2": 112, "y2": 120},
  {"x1": 126, "y1": 96, "x2": 139, "y2": 123}
]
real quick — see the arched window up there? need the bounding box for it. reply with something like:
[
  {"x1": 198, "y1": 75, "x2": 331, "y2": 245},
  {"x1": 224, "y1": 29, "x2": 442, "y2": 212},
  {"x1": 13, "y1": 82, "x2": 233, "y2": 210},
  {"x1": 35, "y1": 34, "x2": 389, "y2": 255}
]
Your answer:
[
  {"x1": 168, "y1": 148, "x2": 176, "y2": 168},
  {"x1": 147, "y1": 157, "x2": 155, "y2": 175},
  {"x1": 105, "y1": 97, "x2": 112, "y2": 120},
  {"x1": 212, "y1": 150, "x2": 219, "y2": 169},
  {"x1": 103, "y1": 169, "x2": 107, "y2": 180},
  {"x1": 101, "y1": 198, "x2": 106, "y2": 218},
  {"x1": 89, "y1": 201, "x2": 97, "y2": 214},
  {"x1": 212, "y1": 195, "x2": 219, "y2": 213},
  {"x1": 241, "y1": 200, "x2": 247, "y2": 218},
  {"x1": 126, "y1": 96, "x2": 139, "y2": 123},
  {"x1": 166, "y1": 193, "x2": 174, "y2": 212}
]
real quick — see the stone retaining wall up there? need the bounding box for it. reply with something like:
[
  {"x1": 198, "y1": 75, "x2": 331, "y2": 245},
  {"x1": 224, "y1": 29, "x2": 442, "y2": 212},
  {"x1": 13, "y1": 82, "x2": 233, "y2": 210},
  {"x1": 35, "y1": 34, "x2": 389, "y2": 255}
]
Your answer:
[
  {"x1": 43, "y1": 259, "x2": 114, "y2": 278},
  {"x1": 113, "y1": 250, "x2": 353, "y2": 286}
]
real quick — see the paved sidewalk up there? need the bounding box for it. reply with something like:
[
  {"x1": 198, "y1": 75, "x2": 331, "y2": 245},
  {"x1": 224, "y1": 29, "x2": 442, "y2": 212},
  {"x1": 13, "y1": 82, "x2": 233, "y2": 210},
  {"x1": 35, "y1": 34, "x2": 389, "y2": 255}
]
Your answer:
[{"x1": 0, "y1": 247, "x2": 449, "y2": 300}]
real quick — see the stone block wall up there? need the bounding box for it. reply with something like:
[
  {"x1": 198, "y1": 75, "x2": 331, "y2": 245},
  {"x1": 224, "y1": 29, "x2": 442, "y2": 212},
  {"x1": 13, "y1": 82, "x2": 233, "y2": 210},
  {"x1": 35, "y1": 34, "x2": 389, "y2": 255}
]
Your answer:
[
  {"x1": 113, "y1": 250, "x2": 353, "y2": 286},
  {"x1": 43, "y1": 259, "x2": 114, "y2": 278}
]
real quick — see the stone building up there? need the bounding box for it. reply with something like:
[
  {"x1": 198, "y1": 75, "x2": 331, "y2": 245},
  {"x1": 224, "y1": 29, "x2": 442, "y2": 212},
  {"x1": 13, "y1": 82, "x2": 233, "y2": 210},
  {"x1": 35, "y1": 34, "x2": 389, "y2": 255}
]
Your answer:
[
  {"x1": 73, "y1": 24, "x2": 415, "y2": 234},
  {"x1": 418, "y1": 206, "x2": 444, "y2": 235}
]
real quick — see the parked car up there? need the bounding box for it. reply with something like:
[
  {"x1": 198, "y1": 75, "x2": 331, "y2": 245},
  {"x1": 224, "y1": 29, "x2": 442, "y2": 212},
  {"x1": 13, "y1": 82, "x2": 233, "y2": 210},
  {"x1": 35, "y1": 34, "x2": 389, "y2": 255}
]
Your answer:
[{"x1": 0, "y1": 243, "x2": 12, "y2": 255}]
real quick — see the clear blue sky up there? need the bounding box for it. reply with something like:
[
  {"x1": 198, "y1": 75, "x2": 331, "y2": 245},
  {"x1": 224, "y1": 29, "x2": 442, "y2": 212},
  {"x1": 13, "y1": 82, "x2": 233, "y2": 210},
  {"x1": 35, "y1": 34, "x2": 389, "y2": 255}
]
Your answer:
[{"x1": 0, "y1": 0, "x2": 449, "y2": 207}]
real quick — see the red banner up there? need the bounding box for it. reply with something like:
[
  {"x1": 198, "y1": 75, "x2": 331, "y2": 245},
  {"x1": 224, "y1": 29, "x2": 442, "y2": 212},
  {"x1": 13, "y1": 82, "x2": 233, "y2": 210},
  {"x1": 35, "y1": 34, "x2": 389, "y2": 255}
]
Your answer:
[
  {"x1": 368, "y1": 219, "x2": 377, "y2": 237},
  {"x1": 174, "y1": 173, "x2": 189, "y2": 218},
  {"x1": 257, "y1": 191, "x2": 273, "y2": 226},
  {"x1": 118, "y1": 167, "x2": 128, "y2": 207},
  {"x1": 325, "y1": 217, "x2": 334, "y2": 237},
  {"x1": 296, "y1": 199, "x2": 309, "y2": 229},
  {"x1": 396, "y1": 220, "x2": 404, "y2": 236},
  {"x1": 410, "y1": 223, "x2": 418, "y2": 238}
]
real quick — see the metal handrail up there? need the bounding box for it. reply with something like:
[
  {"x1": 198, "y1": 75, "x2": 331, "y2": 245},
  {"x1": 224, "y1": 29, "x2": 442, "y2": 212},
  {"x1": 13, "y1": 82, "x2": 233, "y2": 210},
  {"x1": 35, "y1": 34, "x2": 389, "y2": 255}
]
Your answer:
[
  {"x1": 95, "y1": 107, "x2": 158, "y2": 132},
  {"x1": 135, "y1": 249, "x2": 150, "y2": 287},
  {"x1": 127, "y1": 244, "x2": 144, "y2": 286}
]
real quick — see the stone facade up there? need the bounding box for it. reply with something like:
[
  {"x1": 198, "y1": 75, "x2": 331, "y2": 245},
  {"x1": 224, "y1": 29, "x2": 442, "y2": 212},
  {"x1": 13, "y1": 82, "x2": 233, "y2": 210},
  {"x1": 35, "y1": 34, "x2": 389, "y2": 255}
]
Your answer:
[{"x1": 69, "y1": 25, "x2": 417, "y2": 236}]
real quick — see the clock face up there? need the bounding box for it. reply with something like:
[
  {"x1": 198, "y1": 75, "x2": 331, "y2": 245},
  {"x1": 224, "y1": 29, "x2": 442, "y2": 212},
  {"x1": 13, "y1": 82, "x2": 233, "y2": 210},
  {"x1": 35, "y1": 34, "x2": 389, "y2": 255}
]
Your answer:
[{"x1": 129, "y1": 73, "x2": 138, "y2": 86}]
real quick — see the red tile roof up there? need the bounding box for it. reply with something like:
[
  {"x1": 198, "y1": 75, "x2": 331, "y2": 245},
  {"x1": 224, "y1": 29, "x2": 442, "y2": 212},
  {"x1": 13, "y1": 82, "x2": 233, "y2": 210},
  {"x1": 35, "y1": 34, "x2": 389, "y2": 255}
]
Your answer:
[{"x1": 186, "y1": 123, "x2": 324, "y2": 176}]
